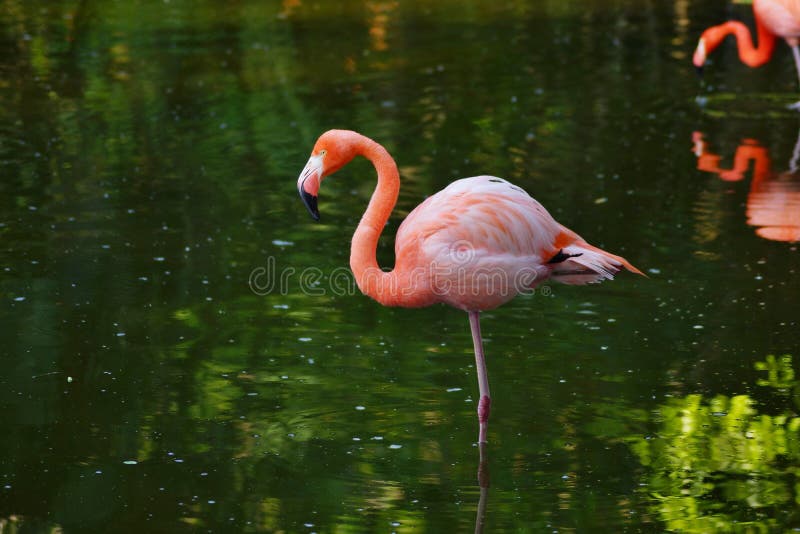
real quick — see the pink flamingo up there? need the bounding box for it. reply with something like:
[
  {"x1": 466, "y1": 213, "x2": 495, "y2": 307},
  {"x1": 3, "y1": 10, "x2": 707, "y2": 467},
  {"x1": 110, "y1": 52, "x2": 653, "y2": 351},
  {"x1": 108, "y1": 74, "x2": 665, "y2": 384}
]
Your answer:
[
  {"x1": 692, "y1": 0, "x2": 800, "y2": 107},
  {"x1": 297, "y1": 130, "x2": 643, "y2": 444}
]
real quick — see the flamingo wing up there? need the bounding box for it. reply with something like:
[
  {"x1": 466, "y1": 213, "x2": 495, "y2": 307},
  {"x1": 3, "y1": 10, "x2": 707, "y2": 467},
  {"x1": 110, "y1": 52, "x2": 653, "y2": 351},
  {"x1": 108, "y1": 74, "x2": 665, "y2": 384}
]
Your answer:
[
  {"x1": 396, "y1": 176, "x2": 565, "y2": 261},
  {"x1": 394, "y1": 176, "x2": 640, "y2": 310}
]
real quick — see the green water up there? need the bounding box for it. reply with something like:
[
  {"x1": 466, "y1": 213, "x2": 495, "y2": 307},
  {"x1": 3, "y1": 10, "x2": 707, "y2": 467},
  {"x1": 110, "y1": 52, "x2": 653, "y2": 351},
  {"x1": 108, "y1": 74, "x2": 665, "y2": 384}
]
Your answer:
[{"x1": 2, "y1": 0, "x2": 800, "y2": 532}]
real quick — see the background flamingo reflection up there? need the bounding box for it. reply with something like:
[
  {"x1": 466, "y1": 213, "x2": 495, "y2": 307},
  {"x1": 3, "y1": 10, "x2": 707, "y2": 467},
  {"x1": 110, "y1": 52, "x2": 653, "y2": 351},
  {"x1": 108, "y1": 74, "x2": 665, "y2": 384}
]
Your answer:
[{"x1": 693, "y1": 130, "x2": 800, "y2": 242}]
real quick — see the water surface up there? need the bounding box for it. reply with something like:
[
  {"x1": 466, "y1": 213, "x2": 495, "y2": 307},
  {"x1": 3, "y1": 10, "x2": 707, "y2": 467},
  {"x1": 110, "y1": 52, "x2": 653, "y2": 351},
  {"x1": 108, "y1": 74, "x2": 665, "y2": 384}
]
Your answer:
[{"x1": 2, "y1": 0, "x2": 800, "y2": 531}]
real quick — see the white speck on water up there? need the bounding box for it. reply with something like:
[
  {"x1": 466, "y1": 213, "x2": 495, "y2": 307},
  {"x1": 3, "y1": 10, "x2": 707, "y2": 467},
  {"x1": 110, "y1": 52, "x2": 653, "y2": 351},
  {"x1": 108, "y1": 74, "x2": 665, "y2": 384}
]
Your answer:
[
  {"x1": 446, "y1": 387, "x2": 462, "y2": 393},
  {"x1": 355, "y1": 405, "x2": 365, "y2": 411},
  {"x1": 371, "y1": 436, "x2": 384, "y2": 441},
  {"x1": 116, "y1": 332, "x2": 126, "y2": 337},
  {"x1": 67, "y1": 376, "x2": 73, "y2": 383},
  {"x1": 298, "y1": 337, "x2": 311, "y2": 342},
  {"x1": 389, "y1": 444, "x2": 402, "y2": 450},
  {"x1": 247, "y1": 392, "x2": 258, "y2": 396},
  {"x1": 353, "y1": 437, "x2": 361, "y2": 441},
  {"x1": 174, "y1": 459, "x2": 184, "y2": 463},
  {"x1": 693, "y1": 325, "x2": 704, "y2": 330},
  {"x1": 648, "y1": 268, "x2": 661, "y2": 274},
  {"x1": 13, "y1": 297, "x2": 25, "y2": 302},
  {"x1": 272, "y1": 240, "x2": 294, "y2": 247},
  {"x1": 594, "y1": 197, "x2": 608, "y2": 204},
  {"x1": 273, "y1": 304, "x2": 289, "y2": 309},
  {"x1": 153, "y1": 256, "x2": 165, "y2": 262},
  {"x1": 95, "y1": 470, "x2": 102, "y2": 475},
  {"x1": 123, "y1": 460, "x2": 138, "y2": 465},
  {"x1": 208, "y1": 500, "x2": 216, "y2": 504},
  {"x1": 600, "y1": 345, "x2": 608, "y2": 351}
]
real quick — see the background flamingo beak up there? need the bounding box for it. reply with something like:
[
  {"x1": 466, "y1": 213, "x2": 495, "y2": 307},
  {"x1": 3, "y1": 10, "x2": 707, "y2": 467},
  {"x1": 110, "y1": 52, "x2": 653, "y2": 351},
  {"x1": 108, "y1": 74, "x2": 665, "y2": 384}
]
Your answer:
[{"x1": 692, "y1": 38, "x2": 706, "y2": 79}]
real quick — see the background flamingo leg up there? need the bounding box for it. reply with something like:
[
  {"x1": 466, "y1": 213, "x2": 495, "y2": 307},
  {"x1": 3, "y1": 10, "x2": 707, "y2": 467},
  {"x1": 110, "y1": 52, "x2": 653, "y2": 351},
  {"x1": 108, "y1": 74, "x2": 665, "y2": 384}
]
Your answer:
[
  {"x1": 469, "y1": 311, "x2": 492, "y2": 444},
  {"x1": 791, "y1": 45, "x2": 800, "y2": 110}
]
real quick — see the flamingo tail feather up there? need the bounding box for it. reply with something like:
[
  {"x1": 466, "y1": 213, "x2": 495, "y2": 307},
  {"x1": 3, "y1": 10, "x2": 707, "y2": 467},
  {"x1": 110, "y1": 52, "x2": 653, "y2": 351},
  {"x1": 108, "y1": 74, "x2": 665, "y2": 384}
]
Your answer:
[{"x1": 550, "y1": 242, "x2": 644, "y2": 285}]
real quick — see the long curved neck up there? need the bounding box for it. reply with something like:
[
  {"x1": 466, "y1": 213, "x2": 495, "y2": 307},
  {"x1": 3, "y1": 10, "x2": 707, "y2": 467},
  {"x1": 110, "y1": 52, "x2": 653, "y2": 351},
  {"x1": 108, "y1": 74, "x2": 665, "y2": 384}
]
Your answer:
[
  {"x1": 705, "y1": 17, "x2": 776, "y2": 67},
  {"x1": 349, "y1": 135, "x2": 402, "y2": 306}
]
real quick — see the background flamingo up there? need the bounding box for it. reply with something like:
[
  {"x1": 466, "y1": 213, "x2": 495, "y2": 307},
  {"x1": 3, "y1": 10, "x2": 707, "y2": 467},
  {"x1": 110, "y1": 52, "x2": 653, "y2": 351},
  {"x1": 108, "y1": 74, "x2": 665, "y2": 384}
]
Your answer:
[
  {"x1": 692, "y1": 0, "x2": 800, "y2": 107},
  {"x1": 296, "y1": 130, "x2": 643, "y2": 444}
]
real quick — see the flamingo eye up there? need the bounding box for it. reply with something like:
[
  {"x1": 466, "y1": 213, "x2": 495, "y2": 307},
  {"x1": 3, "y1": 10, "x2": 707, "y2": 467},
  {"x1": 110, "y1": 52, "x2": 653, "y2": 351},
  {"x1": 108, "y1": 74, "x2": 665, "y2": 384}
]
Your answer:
[{"x1": 318, "y1": 149, "x2": 327, "y2": 156}]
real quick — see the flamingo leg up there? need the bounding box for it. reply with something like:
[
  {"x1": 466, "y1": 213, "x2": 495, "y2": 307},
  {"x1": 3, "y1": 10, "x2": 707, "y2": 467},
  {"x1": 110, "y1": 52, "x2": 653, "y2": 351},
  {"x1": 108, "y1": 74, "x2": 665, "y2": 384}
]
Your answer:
[
  {"x1": 469, "y1": 311, "x2": 491, "y2": 444},
  {"x1": 791, "y1": 44, "x2": 800, "y2": 111}
]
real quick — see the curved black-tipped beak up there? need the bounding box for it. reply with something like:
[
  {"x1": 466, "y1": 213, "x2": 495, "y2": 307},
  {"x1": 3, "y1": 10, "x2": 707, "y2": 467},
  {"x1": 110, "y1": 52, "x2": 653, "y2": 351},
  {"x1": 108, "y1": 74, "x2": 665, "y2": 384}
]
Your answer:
[{"x1": 299, "y1": 187, "x2": 320, "y2": 221}]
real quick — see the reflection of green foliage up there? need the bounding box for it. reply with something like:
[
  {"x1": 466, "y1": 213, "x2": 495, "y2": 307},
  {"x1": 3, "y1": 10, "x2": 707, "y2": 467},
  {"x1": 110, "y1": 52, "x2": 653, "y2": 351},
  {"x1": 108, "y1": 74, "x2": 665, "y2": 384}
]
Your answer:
[
  {"x1": 630, "y1": 355, "x2": 800, "y2": 532},
  {"x1": 755, "y1": 354, "x2": 795, "y2": 391}
]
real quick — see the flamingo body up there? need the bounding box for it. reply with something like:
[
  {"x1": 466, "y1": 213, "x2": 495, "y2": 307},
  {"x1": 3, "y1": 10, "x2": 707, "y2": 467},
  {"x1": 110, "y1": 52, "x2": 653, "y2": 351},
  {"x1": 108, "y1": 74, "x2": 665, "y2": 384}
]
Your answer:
[
  {"x1": 755, "y1": 0, "x2": 800, "y2": 41},
  {"x1": 393, "y1": 175, "x2": 640, "y2": 311},
  {"x1": 296, "y1": 130, "x2": 642, "y2": 443}
]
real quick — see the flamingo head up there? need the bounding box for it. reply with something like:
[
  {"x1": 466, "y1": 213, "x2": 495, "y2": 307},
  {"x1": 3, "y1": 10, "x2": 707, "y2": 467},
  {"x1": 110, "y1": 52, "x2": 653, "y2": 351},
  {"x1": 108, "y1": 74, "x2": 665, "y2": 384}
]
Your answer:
[
  {"x1": 297, "y1": 130, "x2": 360, "y2": 221},
  {"x1": 693, "y1": 24, "x2": 731, "y2": 76}
]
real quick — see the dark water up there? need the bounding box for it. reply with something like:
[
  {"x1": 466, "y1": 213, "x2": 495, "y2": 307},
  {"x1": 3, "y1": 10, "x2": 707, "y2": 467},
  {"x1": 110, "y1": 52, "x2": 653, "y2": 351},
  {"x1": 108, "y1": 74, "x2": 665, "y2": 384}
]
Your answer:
[{"x1": 2, "y1": 0, "x2": 800, "y2": 532}]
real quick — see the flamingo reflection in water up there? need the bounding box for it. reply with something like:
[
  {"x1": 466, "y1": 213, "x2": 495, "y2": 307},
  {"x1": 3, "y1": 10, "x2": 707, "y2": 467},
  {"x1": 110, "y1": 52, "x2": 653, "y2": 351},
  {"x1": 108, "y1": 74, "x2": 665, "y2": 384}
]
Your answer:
[{"x1": 692, "y1": 130, "x2": 800, "y2": 242}]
